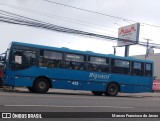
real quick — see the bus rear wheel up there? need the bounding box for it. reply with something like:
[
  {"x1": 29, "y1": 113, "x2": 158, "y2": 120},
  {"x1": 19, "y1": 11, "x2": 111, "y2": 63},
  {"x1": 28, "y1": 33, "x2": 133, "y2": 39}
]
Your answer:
[
  {"x1": 106, "y1": 83, "x2": 119, "y2": 96},
  {"x1": 91, "y1": 91, "x2": 103, "y2": 96},
  {"x1": 34, "y1": 78, "x2": 50, "y2": 93}
]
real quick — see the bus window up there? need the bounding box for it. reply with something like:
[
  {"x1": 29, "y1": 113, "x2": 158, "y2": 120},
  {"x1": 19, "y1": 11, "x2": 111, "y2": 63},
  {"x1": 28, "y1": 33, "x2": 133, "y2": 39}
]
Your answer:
[
  {"x1": 65, "y1": 53, "x2": 85, "y2": 70},
  {"x1": 11, "y1": 50, "x2": 36, "y2": 70},
  {"x1": 145, "y1": 63, "x2": 152, "y2": 76},
  {"x1": 39, "y1": 50, "x2": 63, "y2": 68},
  {"x1": 15, "y1": 54, "x2": 22, "y2": 64},
  {"x1": 131, "y1": 62, "x2": 144, "y2": 76},
  {"x1": 88, "y1": 56, "x2": 109, "y2": 72},
  {"x1": 24, "y1": 51, "x2": 36, "y2": 66},
  {"x1": 13, "y1": 50, "x2": 23, "y2": 63},
  {"x1": 44, "y1": 50, "x2": 62, "y2": 60},
  {"x1": 111, "y1": 59, "x2": 130, "y2": 74}
]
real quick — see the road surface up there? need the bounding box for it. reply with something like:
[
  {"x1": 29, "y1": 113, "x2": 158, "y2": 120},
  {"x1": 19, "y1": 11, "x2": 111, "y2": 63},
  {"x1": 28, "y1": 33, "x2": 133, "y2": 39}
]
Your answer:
[{"x1": 0, "y1": 87, "x2": 160, "y2": 121}]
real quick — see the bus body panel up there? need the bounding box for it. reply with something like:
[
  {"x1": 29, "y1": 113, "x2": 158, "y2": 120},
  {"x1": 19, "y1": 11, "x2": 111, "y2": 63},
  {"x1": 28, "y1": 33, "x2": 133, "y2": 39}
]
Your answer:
[
  {"x1": 5, "y1": 66, "x2": 153, "y2": 93},
  {"x1": 3, "y1": 41, "x2": 154, "y2": 94}
]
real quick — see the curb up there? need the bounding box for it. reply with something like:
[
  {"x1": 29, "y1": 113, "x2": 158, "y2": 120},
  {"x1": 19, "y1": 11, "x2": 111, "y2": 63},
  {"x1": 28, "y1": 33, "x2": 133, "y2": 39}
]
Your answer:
[{"x1": 1, "y1": 87, "x2": 160, "y2": 97}]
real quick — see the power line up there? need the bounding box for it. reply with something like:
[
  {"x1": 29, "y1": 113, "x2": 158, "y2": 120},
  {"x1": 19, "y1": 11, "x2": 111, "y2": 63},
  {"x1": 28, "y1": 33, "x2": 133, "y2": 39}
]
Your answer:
[
  {"x1": 0, "y1": 2, "x2": 117, "y2": 34},
  {"x1": 1, "y1": 10, "x2": 160, "y2": 49},
  {"x1": 44, "y1": 0, "x2": 160, "y2": 28},
  {"x1": 0, "y1": 10, "x2": 135, "y2": 42},
  {"x1": 0, "y1": 1, "x2": 157, "y2": 39}
]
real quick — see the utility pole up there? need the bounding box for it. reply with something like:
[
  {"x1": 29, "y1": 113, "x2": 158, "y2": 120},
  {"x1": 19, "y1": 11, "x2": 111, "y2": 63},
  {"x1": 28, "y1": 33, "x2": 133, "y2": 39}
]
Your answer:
[
  {"x1": 124, "y1": 45, "x2": 129, "y2": 57},
  {"x1": 113, "y1": 46, "x2": 116, "y2": 55},
  {"x1": 144, "y1": 39, "x2": 151, "y2": 59}
]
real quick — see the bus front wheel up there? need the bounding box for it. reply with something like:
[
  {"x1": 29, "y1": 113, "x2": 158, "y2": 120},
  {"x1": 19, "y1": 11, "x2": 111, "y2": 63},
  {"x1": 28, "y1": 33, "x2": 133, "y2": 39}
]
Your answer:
[
  {"x1": 34, "y1": 78, "x2": 50, "y2": 93},
  {"x1": 91, "y1": 91, "x2": 103, "y2": 96},
  {"x1": 106, "y1": 83, "x2": 119, "y2": 96}
]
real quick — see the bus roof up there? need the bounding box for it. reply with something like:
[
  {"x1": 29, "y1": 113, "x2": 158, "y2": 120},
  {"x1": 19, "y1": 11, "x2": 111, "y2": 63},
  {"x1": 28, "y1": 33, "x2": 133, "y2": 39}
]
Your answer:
[{"x1": 11, "y1": 41, "x2": 153, "y2": 63}]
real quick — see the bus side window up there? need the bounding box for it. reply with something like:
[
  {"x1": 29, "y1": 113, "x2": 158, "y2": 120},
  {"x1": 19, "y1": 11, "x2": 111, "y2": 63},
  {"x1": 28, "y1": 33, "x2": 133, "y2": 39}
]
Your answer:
[
  {"x1": 39, "y1": 54, "x2": 49, "y2": 67},
  {"x1": 48, "y1": 59, "x2": 62, "y2": 68},
  {"x1": 39, "y1": 50, "x2": 46, "y2": 67},
  {"x1": 39, "y1": 50, "x2": 63, "y2": 68},
  {"x1": 88, "y1": 56, "x2": 109, "y2": 72},
  {"x1": 11, "y1": 50, "x2": 35, "y2": 70},
  {"x1": 39, "y1": 58, "x2": 49, "y2": 67},
  {"x1": 65, "y1": 53, "x2": 85, "y2": 70},
  {"x1": 131, "y1": 62, "x2": 144, "y2": 76},
  {"x1": 111, "y1": 59, "x2": 130, "y2": 74},
  {"x1": 145, "y1": 63, "x2": 152, "y2": 76},
  {"x1": 11, "y1": 50, "x2": 23, "y2": 70},
  {"x1": 23, "y1": 51, "x2": 37, "y2": 66},
  {"x1": 65, "y1": 61, "x2": 72, "y2": 69},
  {"x1": 13, "y1": 51, "x2": 23, "y2": 64}
]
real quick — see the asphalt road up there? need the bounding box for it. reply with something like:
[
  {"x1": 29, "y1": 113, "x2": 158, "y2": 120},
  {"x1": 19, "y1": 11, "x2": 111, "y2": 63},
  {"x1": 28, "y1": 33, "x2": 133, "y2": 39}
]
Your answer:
[{"x1": 0, "y1": 87, "x2": 160, "y2": 121}]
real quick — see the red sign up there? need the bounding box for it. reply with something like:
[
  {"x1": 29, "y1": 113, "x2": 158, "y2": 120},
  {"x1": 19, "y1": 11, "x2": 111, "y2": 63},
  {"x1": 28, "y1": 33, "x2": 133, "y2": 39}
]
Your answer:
[
  {"x1": 118, "y1": 23, "x2": 140, "y2": 46},
  {"x1": 119, "y1": 25, "x2": 136, "y2": 35},
  {"x1": 152, "y1": 80, "x2": 160, "y2": 90}
]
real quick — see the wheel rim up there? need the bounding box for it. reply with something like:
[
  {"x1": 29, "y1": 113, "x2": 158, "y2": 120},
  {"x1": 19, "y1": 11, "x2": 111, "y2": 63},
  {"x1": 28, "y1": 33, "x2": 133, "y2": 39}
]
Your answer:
[
  {"x1": 106, "y1": 83, "x2": 119, "y2": 96},
  {"x1": 110, "y1": 86, "x2": 116, "y2": 94},
  {"x1": 38, "y1": 81, "x2": 46, "y2": 89}
]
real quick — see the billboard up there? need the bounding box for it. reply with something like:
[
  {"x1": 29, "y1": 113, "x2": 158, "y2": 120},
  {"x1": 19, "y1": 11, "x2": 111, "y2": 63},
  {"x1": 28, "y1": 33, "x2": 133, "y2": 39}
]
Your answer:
[
  {"x1": 152, "y1": 80, "x2": 160, "y2": 91},
  {"x1": 118, "y1": 23, "x2": 140, "y2": 46}
]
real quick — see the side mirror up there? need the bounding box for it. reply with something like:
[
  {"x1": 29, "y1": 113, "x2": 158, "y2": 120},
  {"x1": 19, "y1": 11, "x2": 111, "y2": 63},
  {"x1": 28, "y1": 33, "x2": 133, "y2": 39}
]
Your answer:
[{"x1": 0, "y1": 56, "x2": 4, "y2": 61}]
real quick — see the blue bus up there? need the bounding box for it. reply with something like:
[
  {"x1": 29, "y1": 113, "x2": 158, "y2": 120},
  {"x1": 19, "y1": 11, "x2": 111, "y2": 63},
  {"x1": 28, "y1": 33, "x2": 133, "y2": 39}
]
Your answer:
[{"x1": 3, "y1": 42, "x2": 154, "y2": 96}]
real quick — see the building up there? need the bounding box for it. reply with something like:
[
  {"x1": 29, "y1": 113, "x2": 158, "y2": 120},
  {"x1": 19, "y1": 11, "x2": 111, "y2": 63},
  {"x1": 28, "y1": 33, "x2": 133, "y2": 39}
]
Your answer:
[{"x1": 133, "y1": 53, "x2": 160, "y2": 79}]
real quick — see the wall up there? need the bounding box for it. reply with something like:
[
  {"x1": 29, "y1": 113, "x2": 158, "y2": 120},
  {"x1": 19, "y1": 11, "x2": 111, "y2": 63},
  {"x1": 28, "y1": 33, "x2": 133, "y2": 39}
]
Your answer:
[{"x1": 133, "y1": 53, "x2": 160, "y2": 79}]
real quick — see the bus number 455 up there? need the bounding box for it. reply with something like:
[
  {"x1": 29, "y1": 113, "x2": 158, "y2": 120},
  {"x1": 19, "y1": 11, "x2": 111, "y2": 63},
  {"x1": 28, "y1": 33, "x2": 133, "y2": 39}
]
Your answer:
[{"x1": 72, "y1": 81, "x2": 79, "y2": 85}]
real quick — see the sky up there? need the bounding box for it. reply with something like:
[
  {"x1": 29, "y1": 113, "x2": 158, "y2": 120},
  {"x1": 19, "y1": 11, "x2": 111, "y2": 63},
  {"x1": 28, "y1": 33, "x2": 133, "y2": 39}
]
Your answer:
[{"x1": 0, "y1": 0, "x2": 160, "y2": 56}]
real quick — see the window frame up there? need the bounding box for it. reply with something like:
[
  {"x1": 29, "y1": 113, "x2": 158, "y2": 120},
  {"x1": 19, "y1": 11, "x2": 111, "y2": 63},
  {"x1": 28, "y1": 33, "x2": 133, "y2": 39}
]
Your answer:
[
  {"x1": 10, "y1": 48, "x2": 37, "y2": 70},
  {"x1": 65, "y1": 53, "x2": 85, "y2": 62},
  {"x1": 89, "y1": 56, "x2": 109, "y2": 65},
  {"x1": 131, "y1": 61, "x2": 144, "y2": 76},
  {"x1": 43, "y1": 50, "x2": 63, "y2": 60},
  {"x1": 111, "y1": 59, "x2": 130, "y2": 74},
  {"x1": 87, "y1": 56, "x2": 109, "y2": 72},
  {"x1": 145, "y1": 63, "x2": 153, "y2": 77},
  {"x1": 114, "y1": 59, "x2": 130, "y2": 68},
  {"x1": 64, "y1": 53, "x2": 86, "y2": 70},
  {"x1": 39, "y1": 49, "x2": 63, "y2": 68}
]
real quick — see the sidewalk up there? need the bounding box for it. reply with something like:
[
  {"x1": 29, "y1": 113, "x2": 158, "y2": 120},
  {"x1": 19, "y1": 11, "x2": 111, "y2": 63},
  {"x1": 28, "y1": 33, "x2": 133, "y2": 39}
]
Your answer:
[
  {"x1": 1, "y1": 86, "x2": 160, "y2": 98},
  {"x1": 0, "y1": 86, "x2": 92, "y2": 95},
  {"x1": 118, "y1": 92, "x2": 160, "y2": 98}
]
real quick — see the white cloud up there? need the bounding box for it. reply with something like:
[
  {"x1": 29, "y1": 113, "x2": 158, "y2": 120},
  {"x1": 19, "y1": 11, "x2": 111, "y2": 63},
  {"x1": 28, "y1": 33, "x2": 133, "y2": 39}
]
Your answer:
[{"x1": 0, "y1": 0, "x2": 160, "y2": 56}]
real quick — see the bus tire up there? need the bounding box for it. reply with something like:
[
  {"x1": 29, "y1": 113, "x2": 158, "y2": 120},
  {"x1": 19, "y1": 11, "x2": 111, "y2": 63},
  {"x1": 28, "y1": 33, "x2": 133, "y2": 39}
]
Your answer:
[
  {"x1": 91, "y1": 91, "x2": 103, "y2": 96},
  {"x1": 106, "y1": 83, "x2": 119, "y2": 96},
  {"x1": 27, "y1": 87, "x2": 35, "y2": 93},
  {"x1": 34, "y1": 78, "x2": 49, "y2": 93}
]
